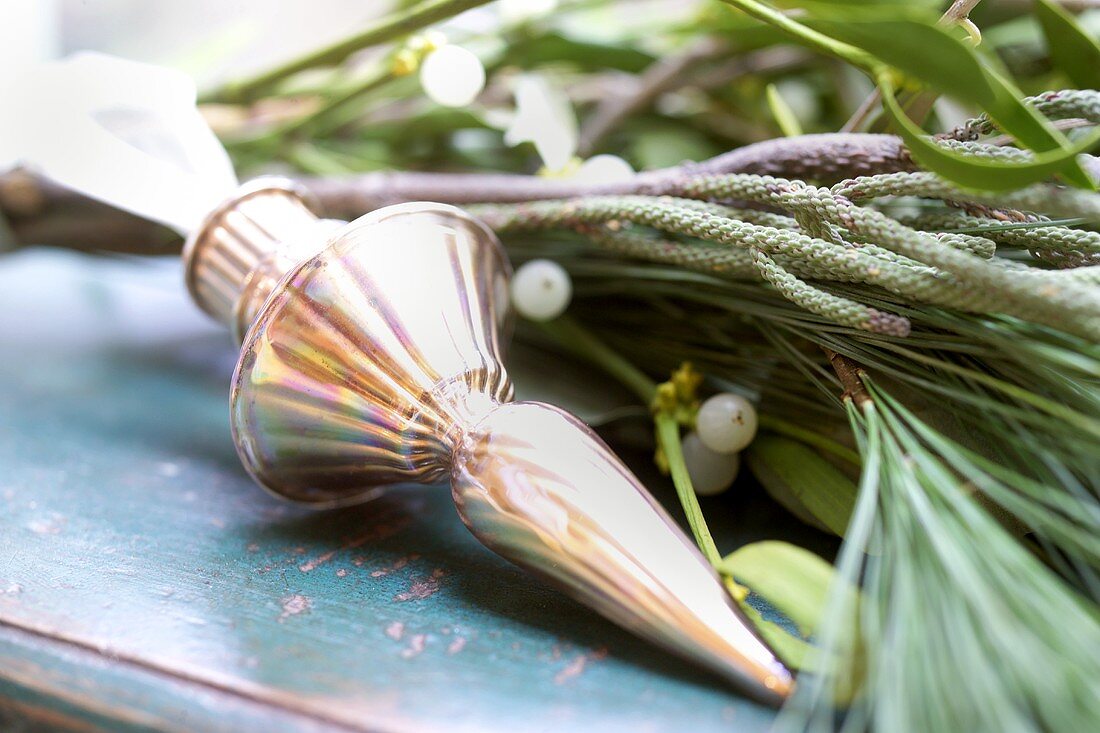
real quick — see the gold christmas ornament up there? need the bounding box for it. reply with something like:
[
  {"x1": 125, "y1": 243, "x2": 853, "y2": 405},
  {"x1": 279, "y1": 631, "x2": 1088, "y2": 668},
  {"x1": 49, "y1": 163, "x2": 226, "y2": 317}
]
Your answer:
[{"x1": 182, "y1": 179, "x2": 792, "y2": 701}]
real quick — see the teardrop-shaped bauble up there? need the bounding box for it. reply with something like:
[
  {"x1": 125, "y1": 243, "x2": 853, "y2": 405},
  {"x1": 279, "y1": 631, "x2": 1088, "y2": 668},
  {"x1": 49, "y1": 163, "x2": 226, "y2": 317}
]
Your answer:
[{"x1": 451, "y1": 400, "x2": 792, "y2": 703}]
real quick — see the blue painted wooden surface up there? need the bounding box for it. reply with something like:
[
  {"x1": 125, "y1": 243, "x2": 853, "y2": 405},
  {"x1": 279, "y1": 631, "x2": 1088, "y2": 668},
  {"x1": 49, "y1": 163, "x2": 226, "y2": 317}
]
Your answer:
[{"x1": 0, "y1": 250, "x2": 825, "y2": 732}]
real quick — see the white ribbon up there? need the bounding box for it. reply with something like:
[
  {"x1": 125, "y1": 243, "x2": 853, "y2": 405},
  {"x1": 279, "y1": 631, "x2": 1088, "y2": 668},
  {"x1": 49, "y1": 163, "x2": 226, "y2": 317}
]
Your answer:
[{"x1": 1, "y1": 52, "x2": 237, "y2": 234}]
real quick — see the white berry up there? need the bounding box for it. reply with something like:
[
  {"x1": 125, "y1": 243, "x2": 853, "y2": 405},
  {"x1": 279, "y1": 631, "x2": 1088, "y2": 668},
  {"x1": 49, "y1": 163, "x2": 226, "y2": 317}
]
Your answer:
[
  {"x1": 511, "y1": 259, "x2": 573, "y2": 321},
  {"x1": 682, "y1": 432, "x2": 740, "y2": 496},
  {"x1": 420, "y1": 45, "x2": 486, "y2": 108},
  {"x1": 500, "y1": 0, "x2": 558, "y2": 23},
  {"x1": 577, "y1": 154, "x2": 634, "y2": 185},
  {"x1": 696, "y1": 392, "x2": 758, "y2": 454}
]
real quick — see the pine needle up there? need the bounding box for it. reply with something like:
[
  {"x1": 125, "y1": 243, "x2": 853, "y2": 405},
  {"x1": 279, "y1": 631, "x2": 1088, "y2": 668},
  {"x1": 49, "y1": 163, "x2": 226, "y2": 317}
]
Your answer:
[{"x1": 785, "y1": 383, "x2": 1100, "y2": 733}]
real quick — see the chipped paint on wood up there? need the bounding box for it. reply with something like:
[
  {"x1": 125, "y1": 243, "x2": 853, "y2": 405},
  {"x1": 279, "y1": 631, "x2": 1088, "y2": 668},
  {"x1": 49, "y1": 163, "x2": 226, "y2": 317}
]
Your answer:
[
  {"x1": 369, "y1": 554, "x2": 419, "y2": 578},
  {"x1": 554, "y1": 647, "x2": 610, "y2": 685},
  {"x1": 278, "y1": 595, "x2": 312, "y2": 622},
  {"x1": 400, "y1": 635, "x2": 427, "y2": 659},
  {"x1": 394, "y1": 569, "x2": 445, "y2": 602}
]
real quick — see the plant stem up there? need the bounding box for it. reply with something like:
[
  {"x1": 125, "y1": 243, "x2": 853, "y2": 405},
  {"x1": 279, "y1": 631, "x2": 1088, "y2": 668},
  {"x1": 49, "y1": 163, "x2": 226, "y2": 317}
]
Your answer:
[
  {"x1": 537, "y1": 321, "x2": 711, "y2": 550},
  {"x1": 655, "y1": 413, "x2": 723, "y2": 566},
  {"x1": 840, "y1": 0, "x2": 984, "y2": 132},
  {"x1": 539, "y1": 317, "x2": 733, "y2": 576},
  {"x1": 840, "y1": 89, "x2": 882, "y2": 133},
  {"x1": 278, "y1": 66, "x2": 396, "y2": 140},
  {"x1": 541, "y1": 316, "x2": 801, "y2": 633},
  {"x1": 206, "y1": 0, "x2": 493, "y2": 103},
  {"x1": 716, "y1": 0, "x2": 875, "y2": 71}
]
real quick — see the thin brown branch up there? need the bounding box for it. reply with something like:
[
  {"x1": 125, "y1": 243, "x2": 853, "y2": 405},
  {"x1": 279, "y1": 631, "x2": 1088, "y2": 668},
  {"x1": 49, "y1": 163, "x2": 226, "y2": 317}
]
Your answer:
[
  {"x1": 840, "y1": 89, "x2": 882, "y2": 133},
  {"x1": 0, "y1": 171, "x2": 179, "y2": 254},
  {"x1": 577, "y1": 37, "x2": 729, "y2": 157},
  {"x1": 691, "y1": 47, "x2": 809, "y2": 93},
  {"x1": 824, "y1": 348, "x2": 872, "y2": 409},
  {"x1": 308, "y1": 133, "x2": 918, "y2": 215},
  {"x1": 8, "y1": 126, "x2": 1098, "y2": 256},
  {"x1": 2, "y1": 133, "x2": 918, "y2": 253},
  {"x1": 942, "y1": 0, "x2": 985, "y2": 24}
]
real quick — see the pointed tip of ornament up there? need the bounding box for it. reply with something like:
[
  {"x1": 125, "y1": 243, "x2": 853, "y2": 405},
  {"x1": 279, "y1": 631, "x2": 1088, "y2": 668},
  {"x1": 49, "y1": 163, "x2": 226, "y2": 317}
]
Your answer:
[{"x1": 450, "y1": 400, "x2": 793, "y2": 703}]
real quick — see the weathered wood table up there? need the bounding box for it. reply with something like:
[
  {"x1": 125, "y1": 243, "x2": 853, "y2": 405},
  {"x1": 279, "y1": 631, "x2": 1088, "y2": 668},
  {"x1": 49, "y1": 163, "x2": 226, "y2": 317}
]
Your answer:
[{"x1": 0, "y1": 250, "x2": 822, "y2": 732}]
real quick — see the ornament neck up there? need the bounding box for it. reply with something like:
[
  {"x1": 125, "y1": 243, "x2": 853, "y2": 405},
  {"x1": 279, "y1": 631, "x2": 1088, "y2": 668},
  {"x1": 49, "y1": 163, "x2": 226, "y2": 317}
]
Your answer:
[
  {"x1": 425, "y1": 373, "x2": 510, "y2": 462},
  {"x1": 182, "y1": 179, "x2": 340, "y2": 341}
]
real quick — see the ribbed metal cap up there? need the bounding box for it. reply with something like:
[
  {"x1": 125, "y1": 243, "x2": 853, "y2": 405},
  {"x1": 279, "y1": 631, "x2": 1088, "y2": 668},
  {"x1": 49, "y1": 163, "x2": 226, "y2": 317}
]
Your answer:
[{"x1": 182, "y1": 178, "x2": 336, "y2": 341}]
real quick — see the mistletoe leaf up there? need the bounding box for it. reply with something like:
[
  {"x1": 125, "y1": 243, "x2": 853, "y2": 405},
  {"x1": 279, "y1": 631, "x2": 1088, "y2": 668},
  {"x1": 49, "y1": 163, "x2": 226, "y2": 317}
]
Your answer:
[
  {"x1": 1036, "y1": 0, "x2": 1100, "y2": 89},
  {"x1": 809, "y1": 11, "x2": 1095, "y2": 186},
  {"x1": 745, "y1": 435, "x2": 856, "y2": 536},
  {"x1": 880, "y1": 76, "x2": 1100, "y2": 190},
  {"x1": 808, "y1": 10, "x2": 995, "y2": 106},
  {"x1": 721, "y1": 540, "x2": 845, "y2": 637}
]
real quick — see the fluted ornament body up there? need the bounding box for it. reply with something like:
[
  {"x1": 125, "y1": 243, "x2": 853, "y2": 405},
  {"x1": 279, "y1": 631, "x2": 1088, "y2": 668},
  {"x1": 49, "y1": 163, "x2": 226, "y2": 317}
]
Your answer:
[
  {"x1": 184, "y1": 181, "x2": 792, "y2": 701},
  {"x1": 230, "y1": 202, "x2": 513, "y2": 504}
]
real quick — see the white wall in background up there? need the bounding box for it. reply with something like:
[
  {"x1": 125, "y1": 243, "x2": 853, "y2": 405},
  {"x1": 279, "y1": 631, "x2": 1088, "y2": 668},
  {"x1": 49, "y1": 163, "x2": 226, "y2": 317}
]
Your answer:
[
  {"x1": 0, "y1": 1, "x2": 60, "y2": 67},
  {"x1": 57, "y1": 0, "x2": 392, "y2": 84}
]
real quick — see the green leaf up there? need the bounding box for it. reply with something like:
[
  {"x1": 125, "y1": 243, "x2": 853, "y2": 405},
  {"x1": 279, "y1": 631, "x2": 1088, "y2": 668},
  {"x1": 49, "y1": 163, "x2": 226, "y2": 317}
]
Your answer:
[
  {"x1": 1036, "y1": 0, "x2": 1100, "y2": 89},
  {"x1": 729, "y1": 546, "x2": 864, "y2": 679},
  {"x1": 723, "y1": 541, "x2": 855, "y2": 672},
  {"x1": 808, "y1": 11, "x2": 995, "y2": 105},
  {"x1": 765, "y1": 83, "x2": 804, "y2": 137},
  {"x1": 866, "y1": 87, "x2": 937, "y2": 134},
  {"x1": 981, "y1": 67, "x2": 1094, "y2": 187},
  {"x1": 721, "y1": 2, "x2": 1090, "y2": 185},
  {"x1": 808, "y1": 12, "x2": 1094, "y2": 186},
  {"x1": 715, "y1": 0, "x2": 874, "y2": 69},
  {"x1": 720, "y1": 541, "x2": 839, "y2": 636},
  {"x1": 879, "y1": 76, "x2": 1100, "y2": 190},
  {"x1": 745, "y1": 435, "x2": 857, "y2": 536}
]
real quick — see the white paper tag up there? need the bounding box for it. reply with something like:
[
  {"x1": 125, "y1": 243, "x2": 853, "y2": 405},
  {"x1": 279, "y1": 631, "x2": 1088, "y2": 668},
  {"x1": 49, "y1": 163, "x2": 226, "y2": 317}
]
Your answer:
[{"x1": 0, "y1": 52, "x2": 238, "y2": 234}]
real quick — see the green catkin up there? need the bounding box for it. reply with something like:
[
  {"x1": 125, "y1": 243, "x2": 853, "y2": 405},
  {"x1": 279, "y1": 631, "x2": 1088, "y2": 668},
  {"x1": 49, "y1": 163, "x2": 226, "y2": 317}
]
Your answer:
[
  {"x1": 904, "y1": 211, "x2": 1100, "y2": 268},
  {"x1": 665, "y1": 175, "x2": 1100, "y2": 334},
  {"x1": 475, "y1": 169, "x2": 1100, "y2": 339},
  {"x1": 951, "y1": 89, "x2": 1100, "y2": 139},
  {"x1": 749, "y1": 248, "x2": 912, "y2": 336}
]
